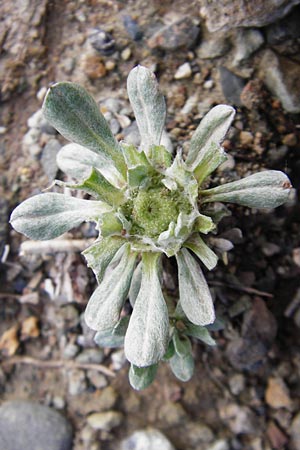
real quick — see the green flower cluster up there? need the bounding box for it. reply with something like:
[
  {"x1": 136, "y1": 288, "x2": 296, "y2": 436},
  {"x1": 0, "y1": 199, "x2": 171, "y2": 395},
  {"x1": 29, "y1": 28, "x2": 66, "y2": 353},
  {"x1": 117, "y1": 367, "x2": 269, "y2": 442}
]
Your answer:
[{"x1": 10, "y1": 66, "x2": 291, "y2": 389}]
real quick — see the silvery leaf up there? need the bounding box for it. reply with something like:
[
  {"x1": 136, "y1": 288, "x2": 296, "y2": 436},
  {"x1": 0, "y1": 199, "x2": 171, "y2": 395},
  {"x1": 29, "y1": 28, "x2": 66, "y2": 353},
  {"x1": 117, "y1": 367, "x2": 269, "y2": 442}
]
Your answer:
[
  {"x1": 201, "y1": 170, "x2": 292, "y2": 208},
  {"x1": 57, "y1": 143, "x2": 124, "y2": 188},
  {"x1": 129, "y1": 363, "x2": 158, "y2": 390},
  {"x1": 128, "y1": 261, "x2": 142, "y2": 307},
  {"x1": 124, "y1": 252, "x2": 169, "y2": 367},
  {"x1": 43, "y1": 82, "x2": 126, "y2": 177},
  {"x1": 121, "y1": 143, "x2": 152, "y2": 187},
  {"x1": 10, "y1": 193, "x2": 111, "y2": 240},
  {"x1": 146, "y1": 145, "x2": 172, "y2": 171},
  {"x1": 127, "y1": 66, "x2": 166, "y2": 152},
  {"x1": 184, "y1": 234, "x2": 218, "y2": 271},
  {"x1": 193, "y1": 214, "x2": 216, "y2": 234},
  {"x1": 186, "y1": 104, "x2": 235, "y2": 168},
  {"x1": 170, "y1": 333, "x2": 194, "y2": 382},
  {"x1": 84, "y1": 244, "x2": 137, "y2": 331},
  {"x1": 82, "y1": 236, "x2": 126, "y2": 283},
  {"x1": 94, "y1": 316, "x2": 129, "y2": 348},
  {"x1": 176, "y1": 249, "x2": 215, "y2": 326},
  {"x1": 183, "y1": 322, "x2": 216, "y2": 346},
  {"x1": 193, "y1": 142, "x2": 228, "y2": 185}
]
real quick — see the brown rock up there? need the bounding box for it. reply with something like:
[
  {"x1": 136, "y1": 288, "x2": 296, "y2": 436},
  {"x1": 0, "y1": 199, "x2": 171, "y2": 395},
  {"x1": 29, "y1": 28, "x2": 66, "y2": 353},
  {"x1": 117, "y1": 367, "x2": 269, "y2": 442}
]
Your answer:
[
  {"x1": 267, "y1": 422, "x2": 288, "y2": 449},
  {"x1": 83, "y1": 55, "x2": 106, "y2": 79},
  {"x1": 265, "y1": 377, "x2": 292, "y2": 410}
]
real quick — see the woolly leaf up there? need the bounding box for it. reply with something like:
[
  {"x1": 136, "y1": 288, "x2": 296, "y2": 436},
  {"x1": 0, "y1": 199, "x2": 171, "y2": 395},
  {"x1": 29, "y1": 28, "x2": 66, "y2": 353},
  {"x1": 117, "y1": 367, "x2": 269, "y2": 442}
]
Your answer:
[
  {"x1": 183, "y1": 322, "x2": 217, "y2": 346},
  {"x1": 43, "y1": 82, "x2": 126, "y2": 177},
  {"x1": 127, "y1": 66, "x2": 166, "y2": 152},
  {"x1": 201, "y1": 170, "x2": 292, "y2": 208},
  {"x1": 85, "y1": 245, "x2": 137, "y2": 331},
  {"x1": 129, "y1": 364, "x2": 158, "y2": 390},
  {"x1": 184, "y1": 234, "x2": 218, "y2": 270},
  {"x1": 124, "y1": 252, "x2": 169, "y2": 367},
  {"x1": 176, "y1": 249, "x2": 215, "y2": 326},
  {"x1": 128, "y1": 261, "x2": 142, "y2": 307},
  {"x1": 10, "y1": 193, "x2": 111, "y2": 240},
  {"x1": 170, "y1": 333, "x2": 194, "y2": 382},
  {"x1": 94, "y1": 316, "x2": 129, "y2": 348}
]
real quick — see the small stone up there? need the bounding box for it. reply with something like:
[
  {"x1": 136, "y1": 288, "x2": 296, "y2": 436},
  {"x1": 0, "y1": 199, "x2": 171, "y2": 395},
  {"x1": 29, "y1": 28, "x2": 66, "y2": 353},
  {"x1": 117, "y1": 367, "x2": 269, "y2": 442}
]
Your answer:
[
  {"x1": 84, "y1": 55, "x2": 107, "y2": 79},
  {"x1": 120, "y1": 428, "x2": 175, "y2": 450},
  {"x1": 76, "y1": 348, "x2": 104, "y2": 364},
  {"x1": 219, "y1": 403, "x2": 259, "y2": 434},
  {"x1": 282, "y1": 133, "x2": 297, "y2": 147},
  {"x1": 123, "y1": 15, "x2": 143, "y2": 41},
  {"x1": 87, "y1": 411, "x2": 123, "y2": 431},
  {"x1": 203, "y1": 79, "x2": 214, "y2": 89},
  {"x1": 265, "y1": 377, "x2": 292, "y2": 410},
  {"x1": 121, "y1": 47, "x2": 131, "y2": 61},
  {"x1": 262, "y1": 242, "x2": 281, "y2": 257},
  {"x1": 0, "y1": 126, "x2": 7, "y2": 134},
  {"x1": 197, "y1": 33, "x2": 230, "y2": 59},
  {"x1": 183, "y1": 422, "x2": 214, "y2": 445},
  {"x1": 87, "y1": 370, "x2": 108, "y2": 389},
  {"x1": 259, "y1": 49, "x2": 300, "y2": 113},
  {"x1": 52, "y1": 396, "x2": 65, "y2": 410},
  {"x1": 291, "y1": 412, "x2": 300, "y2": 450},
  {"x1": 147, "y1": 17, "x2": 200, "y2": 51},
  {"x1": 0, "y1": 400, "x2": 73, "y2": 450},
  {"x1": 105, "y1": 60, "x2": 116, "y2": 71},
  {"x1": 22, "y1": 128, "x2": 42, "y2": 157},
  {"x1": 67, "y1": 369, "x2": 87, "y2": 396},
  {"x1": 229, "y1": 374, "x2": 246, "y2": 395},
  {"x1": 292, "y1": 248, "x2": 300, "y2": 268},
  {"x1": 41, "y1": 138, "x2": 61, "y2": 181},
  {"x1": 111, "y1": 349, "x2": 126, "y2": 370},
  {"x1": 174, "y1": 62, "x2": 192, "y2": 79},
  {"x1": 219, "y1": 67, "x2": 246, "y2": 106},
  {"x1": 239, "y1": 130, "x2": 254, "y2": 146},
  {"x1": 267, "y1": 422, "x2": 288, "y2": 449},
  {"x1": 63, "y1": 342, "x2": 80, "y2": 360},
  {"x1": 97, "y1": 386, "x2": 118, "y2": 410},
  {"x1": 218, "y1": 153, "x2": 235, "y2": 171},
  {"x1": 206, "y1": 440, "x2": 229, "y2": 450},
  {"x1": 233, "y1": 28, "x2": 264, "y2": 65},
  {"x1": 158, "y1": 402, "x2": 188, "y2": 426},
  {"x1": 88, "y1": 28, "x2": 115, "y2": 56},
  {"x1": 265, "y1": 7, "x2": 300, "y2": 45},
  {"x1": 36, "y1": 86, "x2": 47, "y2": 102}
]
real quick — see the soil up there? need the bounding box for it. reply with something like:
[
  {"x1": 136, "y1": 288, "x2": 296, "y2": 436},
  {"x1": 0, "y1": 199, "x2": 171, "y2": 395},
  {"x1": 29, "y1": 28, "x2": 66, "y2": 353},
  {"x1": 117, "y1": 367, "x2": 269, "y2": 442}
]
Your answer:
[{"x1": 0, "y1": 1, "x2": 300, "y2": 450}]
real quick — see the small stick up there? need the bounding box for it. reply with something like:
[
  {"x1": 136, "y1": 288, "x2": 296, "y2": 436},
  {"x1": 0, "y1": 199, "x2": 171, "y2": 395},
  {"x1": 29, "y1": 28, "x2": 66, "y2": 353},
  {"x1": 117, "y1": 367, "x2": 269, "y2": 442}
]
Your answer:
[
  {"x1": 20, "y1": 238, "x2": 95, "y2": 255},
  {"x1": 2, "y1": 356, "x2": 116, "y2": 378},
  {"x1": 209, "y1": 281, "x2": 273, "y2": 298}
]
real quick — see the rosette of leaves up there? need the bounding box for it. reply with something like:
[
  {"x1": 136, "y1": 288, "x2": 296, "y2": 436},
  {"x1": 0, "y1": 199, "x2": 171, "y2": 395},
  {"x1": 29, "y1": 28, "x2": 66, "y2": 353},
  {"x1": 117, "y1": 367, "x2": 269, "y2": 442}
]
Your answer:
[{"x1": 10, "y1": 66, "x2": 292, "y2": 390}]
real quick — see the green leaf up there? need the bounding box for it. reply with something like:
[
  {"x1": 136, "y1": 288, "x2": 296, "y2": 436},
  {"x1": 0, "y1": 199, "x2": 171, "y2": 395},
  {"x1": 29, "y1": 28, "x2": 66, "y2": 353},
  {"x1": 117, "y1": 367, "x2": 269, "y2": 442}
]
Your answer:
[
  {"x1": 57, "y1": 143, "x2": 124, "y2": 189},
  {"x1": 184, "y1": 234, "x2": 218, "y2": 271},
  {"x1": 201, "y1": 170, "x2": 292, "y2": 208},
  {"x1": 82, "y1": 236, "x2": 126, "y2": 283},
  {"x1": 186, "y1": 104, "x2": 235, "y2": 169},
  {"x1": 99, "y1": 212, "x2": 123, "y2": 237},
  {"x1": 43, "y1": 82, "x2": 126, "y2": 178},
  {"x1": 121, "y1": 143, "x2": 152, "y2": 187},
  {"x1": 94, "y1": 316, "x2": 129, "y2": 348},
  {"x1": 84, "y1": 244, "x2": 137, "y2": 331},
  {"x1": 193, "y1": 142, "x2": 228, "y2": 185},
  {"x1": 147, "y1": 145, "x2": 172, "y2": 171},
  {"x1": 127, "y1": 66, "x2": 166, "y2": 153},
  {"x1": 129, "y1": 364, "x2": 158, "y2": 390},
  {"x1": 183, "y1": 322, "x2": 216, "y2": 346},
  {"x1": 10, "y1": 193, "x2": 111, "y2": 240},
  {"x1": 169, "y1": 334, "x2": 194, "y2": 382},
  {"x1": 176, "y1": 249, "x2": 215, "y2": 326},
  {"x1": 67, "y1": 167, "x2": 125, "y2": 206},
  {"x1": 193, "y1": 214, "x2": 216, "y2": 234},
  {"x1": 124, "y1": 252, "x2": 169, "y2": 367}
]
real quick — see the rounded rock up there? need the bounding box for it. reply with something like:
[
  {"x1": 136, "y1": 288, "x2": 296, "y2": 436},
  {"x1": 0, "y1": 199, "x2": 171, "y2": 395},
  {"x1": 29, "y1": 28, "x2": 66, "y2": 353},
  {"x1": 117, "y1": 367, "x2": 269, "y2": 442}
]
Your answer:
[{"x1": 0, "y1": 400, "x2": 73, "y2": 450}]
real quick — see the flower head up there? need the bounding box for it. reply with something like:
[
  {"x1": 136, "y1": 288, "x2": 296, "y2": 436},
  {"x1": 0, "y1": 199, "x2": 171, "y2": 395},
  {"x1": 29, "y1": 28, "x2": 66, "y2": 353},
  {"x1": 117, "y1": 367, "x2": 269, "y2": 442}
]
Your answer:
[{"x1": 10, "y1": 66, "x2": 292, "y2": 389}]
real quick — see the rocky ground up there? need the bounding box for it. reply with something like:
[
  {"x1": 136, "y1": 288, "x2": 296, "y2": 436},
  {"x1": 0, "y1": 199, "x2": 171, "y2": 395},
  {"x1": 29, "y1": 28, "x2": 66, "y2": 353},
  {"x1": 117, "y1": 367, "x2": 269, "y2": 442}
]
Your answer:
[{"x1": 0, "y1": 1, "x2": 300, "y2": 449}]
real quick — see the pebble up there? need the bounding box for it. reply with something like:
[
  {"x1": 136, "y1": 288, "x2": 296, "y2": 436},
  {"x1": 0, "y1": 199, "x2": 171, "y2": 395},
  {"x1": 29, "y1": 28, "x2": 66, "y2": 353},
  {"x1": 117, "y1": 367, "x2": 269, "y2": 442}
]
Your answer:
[
  {"x1": 22, "y1": 128, "x2": 42, "y2": 157},
  {"x1": 233, "y1": 28, "x2": 264, "y2": 65},
  {"x1": 121, "y1": 47, "x2": 132, "y2": 61},
  {"x1": 97, "y1": 386, "x2": 118, "y2": 410},
  {"x1": 87, "y1": 411, "x2": 123, "y2": 431},
  {"x1": 259, "y1": 49, "x2": 300, "y2": 113},
  {"x1": 111, "y1": 349, "x2": 127, "y2": 370},
  {"x1": 219, "y1": 153, "x2": 235, "y2": 171},
  {"x1": 147, "y1": 17, "x2": 200, "y2": 51},
  {"x1": 87, "y1": 370, "x2": 108, "y2": 389},
  {"x1": 267, "y1": 421, "x2": 288, "y2": 449},
  {"x1": 52, "y1": 396, "x2": 66, "y2": 410},
  {"x1": 0, "y1": 126, "x2": 7, "y2": 134},
  {"x1": 197, "y1": 34, "x2": 230, "y2": 59},
  {"x1": 229, "y1": 374, "x2": 246, "y2": 395},
  {"x1": 291, "y1": 412, "x2": 300, "y2": 450},
  {"x1": 41, "y1": 138, "x2": 61, "y2": 181},
  {"x1": 265, "y1": 377, "x2": 292, "y2": 410},
  {"x1": 0, "y1": 400, "x2": 73, "y2": 450},
  {"x1": 63, "y1": 342, "x2": 80, "y2": 359},
  {"x1": 88, "y1": 28, "x2": 116, "y2": 56},
  {"x1": 67, "y1": 369, "x2": 87, "y2": 395},
  {"x1": 105, "y1": 60, "x2": 116, "y2": 71},
  {"x1": 207, "y1": 440, "x2": 229, "y2": 450},
  {"x1": 123, "y1": 15, "x2": 143, "y2": 41},
  {"x1": 36, "y1": 86, "x2": 47, "y2": 102},
  {"x1": 183, "y1": 422, "x2": 214, "y2": 445},
  {"x1": 219, "y1": 402, "x2": 259, "y2": 434},
  {"x1": 262, "y1": 242, "x2": 281, "y2": 257},
  {"x1": 219, "y1": 67, "x2": 246, "y2": 106},
  {"x1": 83, "y1": 55, "x2": 107, "y2": 79},
  {"x1": 158, "y1": 402, "x2": 188, "y2": 426},
  {"x1": 120, "y1": 428, "x2": 175, "y2": 450},
  {"x1": 239, "y1": 130, "x2": 254, "y2": 146},
  {"x1": 265, "y1": 7, "x2": 300, "y2": 44},
  {"x1": 174, "y1": 62, "x2": 192, "y2": 79},
  {"x1": 76, "y1": 348, "x2": 104, "y2": 364},
  {"x1": 203, "y1": 79, "x2": 214, "y2": 89},
  {"x1": 282, "y1": 133, "x2": 297, "y2": 147}
]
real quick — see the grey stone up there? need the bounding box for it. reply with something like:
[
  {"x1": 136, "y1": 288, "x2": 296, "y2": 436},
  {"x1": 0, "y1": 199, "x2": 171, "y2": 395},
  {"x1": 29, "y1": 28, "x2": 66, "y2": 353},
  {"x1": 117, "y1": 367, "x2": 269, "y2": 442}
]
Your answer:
[
  {"x1": 219, "y1": 67, "x2": 246, "y2": 106},
  {"x1": 291, "y1": 412, "x2": 300, "y2": 450},
  {"x1": 147, "y1": 17, "x2": 200, "y2": 51},
  {"x1": 219, "y1": 402, "x2": 259, "y2": 434},
  {"x1": 233, "y1": 29, "x2": 264, "y2": 64},
  {"x1": 120, "y1": 429, "x2": 175, "y2": 450},
  {"x1": 207, "y1": 441, "x2": 230, "y2": 450},
  {"x1": 67, "y1": 369, "x2": 87, "y2": 395},
  {"x1": 265, "y1": 6, "x2": 300, "y2": 44},
  {"x1": 76, "y1": 348, "x2": 104, "y2": 364},
  {"x1": 87, "y1": 370, "x2": 108, "y2": 389},
  {"x1": 200, "y1": 0, "x2": 300, "y2": 32},
  {"x1": 158, "y1": 402, "x2": 188, "y2": 426},
  {"x1": 183, "y1": 422, "x2": 214, "y2": 446},
  {"x1": 197, "y1": 34, "x2": 231, "y2": 59},
  {"x1": 259, "y1": 49, "x2": 300, "y2": 113},
  {"x1": 41, "y1": 138, "x2": 61, "y2": 181},
  {"x1": 0, "y1": 400, "x2": 73, "y2": 450}
]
